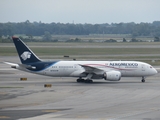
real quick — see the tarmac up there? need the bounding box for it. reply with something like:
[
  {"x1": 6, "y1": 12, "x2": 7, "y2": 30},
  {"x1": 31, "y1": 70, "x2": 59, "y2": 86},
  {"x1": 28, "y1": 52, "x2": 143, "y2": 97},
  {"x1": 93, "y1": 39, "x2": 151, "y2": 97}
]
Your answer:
[{"x1": 0, "y1": 61, "x2": 160, "y2": 120}]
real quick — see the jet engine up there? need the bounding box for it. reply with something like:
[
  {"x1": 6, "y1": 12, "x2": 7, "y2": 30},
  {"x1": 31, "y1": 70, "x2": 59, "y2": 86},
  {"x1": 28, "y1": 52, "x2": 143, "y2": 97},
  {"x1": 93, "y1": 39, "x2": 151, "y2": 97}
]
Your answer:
[{"x1": 103, "y1": 71, "x2": 121, "y2": 81}]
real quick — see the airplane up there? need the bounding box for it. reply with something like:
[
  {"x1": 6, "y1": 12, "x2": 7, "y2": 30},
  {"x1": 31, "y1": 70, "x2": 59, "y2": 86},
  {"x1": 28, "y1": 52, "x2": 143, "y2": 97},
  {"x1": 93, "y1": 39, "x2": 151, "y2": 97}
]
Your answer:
[{"x1": 5, "y1": 36, "x2": 157, "y2": 83}]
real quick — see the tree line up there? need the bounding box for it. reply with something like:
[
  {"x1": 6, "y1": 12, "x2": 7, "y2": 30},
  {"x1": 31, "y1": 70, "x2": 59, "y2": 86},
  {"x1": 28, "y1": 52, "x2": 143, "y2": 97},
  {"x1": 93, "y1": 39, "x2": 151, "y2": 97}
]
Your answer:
[{"x1": 0, "y1": 20, "x2": 160, "y2": 37}]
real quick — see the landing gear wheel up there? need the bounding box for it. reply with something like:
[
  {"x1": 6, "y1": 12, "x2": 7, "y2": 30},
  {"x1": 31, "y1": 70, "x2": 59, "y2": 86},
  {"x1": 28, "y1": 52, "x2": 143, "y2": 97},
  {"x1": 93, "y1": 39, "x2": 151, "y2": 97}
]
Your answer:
[
  {"x1": 77, "y1": 77, "x2": 93, "y2": 83},
  {"x1": 80, "y1": 79, "x2": 85, "y2": 82},
  {"x1": 85, "y1": 79, "x2": 93, "y2": 83},
  {"x1": 142, "y1": 79, "x2": 145, "y2": 83},
  {"x1": 141, "y1": 77, "x2": 145, "y2": 83},
  {"x1": 89, "y1": 80, "x2": 93, "y2": 83},
  {"x1": 77, "y1": 79, "x2": 81, "y2": 83},
  {"x1": 77, "y1": 78, "x2": 85, "y2": 83}
]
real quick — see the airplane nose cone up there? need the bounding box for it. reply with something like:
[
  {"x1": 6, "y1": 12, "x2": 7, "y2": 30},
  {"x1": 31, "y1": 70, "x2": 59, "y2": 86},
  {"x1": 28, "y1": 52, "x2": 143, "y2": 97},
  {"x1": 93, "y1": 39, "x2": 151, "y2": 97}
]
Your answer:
[
  {"x1": 153, "y1": 68, "x2": 158, "y2": 75},
  {"x1": 148, "y1": 65, "x2": 158, "y2": 75}
]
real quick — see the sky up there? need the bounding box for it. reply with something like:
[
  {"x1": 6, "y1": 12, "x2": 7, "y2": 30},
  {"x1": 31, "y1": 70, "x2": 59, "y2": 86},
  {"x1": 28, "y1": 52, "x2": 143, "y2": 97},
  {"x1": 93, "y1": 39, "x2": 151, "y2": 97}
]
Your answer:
[{"x1": 0, "y1": 0, "x2": 160, "y2": 24}]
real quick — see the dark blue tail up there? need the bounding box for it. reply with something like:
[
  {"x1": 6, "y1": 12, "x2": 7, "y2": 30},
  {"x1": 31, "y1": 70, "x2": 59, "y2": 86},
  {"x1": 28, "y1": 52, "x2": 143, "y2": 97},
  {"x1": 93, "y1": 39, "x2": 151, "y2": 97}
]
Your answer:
[{"x1": 12, "y1": 36, "x2": 41, "y2": 64}]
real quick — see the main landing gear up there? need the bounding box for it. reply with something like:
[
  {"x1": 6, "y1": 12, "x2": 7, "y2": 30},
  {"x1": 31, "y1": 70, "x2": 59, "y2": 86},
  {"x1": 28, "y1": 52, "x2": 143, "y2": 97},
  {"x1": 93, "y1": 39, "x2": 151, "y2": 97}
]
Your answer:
[
  {"x1": 77, "y1": 77, "x2": 93, "y2": 83},
  {"x1": 77, "y1": 74, "x2": 93, "y2": 83},
  {"x1": 141, "y1": 76, "x2": 145, "y2": 83}
]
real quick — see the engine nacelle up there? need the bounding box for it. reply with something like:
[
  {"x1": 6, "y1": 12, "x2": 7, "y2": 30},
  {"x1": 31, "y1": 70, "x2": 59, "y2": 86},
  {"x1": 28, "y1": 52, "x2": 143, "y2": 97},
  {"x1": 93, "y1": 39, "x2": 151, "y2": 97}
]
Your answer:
[
  {"x1": 103, "y1": 71, "x2": 121, "y2": 81},
  {"x1": 11, "y1": 65, "x2": 19, "y2": 69}
]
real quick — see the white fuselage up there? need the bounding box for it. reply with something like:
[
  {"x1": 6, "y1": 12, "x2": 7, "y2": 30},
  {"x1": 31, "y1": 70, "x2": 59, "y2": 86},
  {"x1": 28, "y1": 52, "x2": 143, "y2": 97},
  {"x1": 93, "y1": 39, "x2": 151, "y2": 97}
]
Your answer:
[
  {"x1": 20, "y1": 61, "x2": 157, "y2": 79},
  {"x1": 9, "y1": 37, "x2": 158, "y2": 82}
]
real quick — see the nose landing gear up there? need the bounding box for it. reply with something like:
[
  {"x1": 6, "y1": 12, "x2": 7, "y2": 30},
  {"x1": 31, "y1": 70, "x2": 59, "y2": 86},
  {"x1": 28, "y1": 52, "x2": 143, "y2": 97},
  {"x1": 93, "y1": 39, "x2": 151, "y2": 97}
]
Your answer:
[{"x1": 141, "y1": 76, "x2": 145, "y2": 83}]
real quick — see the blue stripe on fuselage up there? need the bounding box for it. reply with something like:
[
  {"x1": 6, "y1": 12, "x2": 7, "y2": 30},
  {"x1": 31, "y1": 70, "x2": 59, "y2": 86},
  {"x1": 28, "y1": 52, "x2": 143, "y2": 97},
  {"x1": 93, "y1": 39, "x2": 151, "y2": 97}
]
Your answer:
[{"x1": 26, "y1": 61, "x2": 59, "y2": 72}]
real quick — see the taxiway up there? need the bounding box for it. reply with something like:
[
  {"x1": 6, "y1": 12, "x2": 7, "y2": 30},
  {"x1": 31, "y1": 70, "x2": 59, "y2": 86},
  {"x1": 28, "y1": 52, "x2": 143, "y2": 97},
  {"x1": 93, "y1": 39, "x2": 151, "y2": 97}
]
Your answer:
[{"x1": 0, "y1": 62, "x2": 160, "y2": 120}]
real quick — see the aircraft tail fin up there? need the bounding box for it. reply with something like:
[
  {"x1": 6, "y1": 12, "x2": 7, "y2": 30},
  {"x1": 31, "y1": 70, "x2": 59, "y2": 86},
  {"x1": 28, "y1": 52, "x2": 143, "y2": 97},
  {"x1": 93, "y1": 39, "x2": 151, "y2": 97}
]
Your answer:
[{"x1": 12, "y1": 36, "x2": 41, "y2": 64}]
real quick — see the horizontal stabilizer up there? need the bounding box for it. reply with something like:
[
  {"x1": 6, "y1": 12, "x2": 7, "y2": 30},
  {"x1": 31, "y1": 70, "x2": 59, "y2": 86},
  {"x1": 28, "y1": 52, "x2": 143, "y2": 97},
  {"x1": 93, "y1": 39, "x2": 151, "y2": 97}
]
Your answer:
[
  {"x1": 4, "y1": 62, "x2": 18, "y2": 67},
  {"x1": 4, "y1": 62, "x2": 36, "y2": 70}
]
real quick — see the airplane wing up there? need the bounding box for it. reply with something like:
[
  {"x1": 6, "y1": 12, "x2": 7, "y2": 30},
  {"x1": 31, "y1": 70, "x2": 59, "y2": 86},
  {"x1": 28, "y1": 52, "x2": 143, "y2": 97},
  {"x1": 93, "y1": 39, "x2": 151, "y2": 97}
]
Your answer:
[{"x1": 79, "y1": 64, "x2": 104, "y2": 74}]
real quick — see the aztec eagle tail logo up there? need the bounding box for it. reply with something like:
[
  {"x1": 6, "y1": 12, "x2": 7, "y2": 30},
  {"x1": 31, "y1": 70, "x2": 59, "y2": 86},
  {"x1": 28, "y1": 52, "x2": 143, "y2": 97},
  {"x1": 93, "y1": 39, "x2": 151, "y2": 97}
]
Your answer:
[{"x1": 21, "y1": 51, "x2": 31, "y2": 61}]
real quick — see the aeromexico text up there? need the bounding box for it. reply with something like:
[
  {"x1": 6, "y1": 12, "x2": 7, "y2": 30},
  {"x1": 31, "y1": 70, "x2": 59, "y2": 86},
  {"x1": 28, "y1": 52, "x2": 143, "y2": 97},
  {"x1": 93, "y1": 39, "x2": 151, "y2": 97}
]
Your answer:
[{"x1": 109, "y1": 63, "x2": 138, "y2": 67}]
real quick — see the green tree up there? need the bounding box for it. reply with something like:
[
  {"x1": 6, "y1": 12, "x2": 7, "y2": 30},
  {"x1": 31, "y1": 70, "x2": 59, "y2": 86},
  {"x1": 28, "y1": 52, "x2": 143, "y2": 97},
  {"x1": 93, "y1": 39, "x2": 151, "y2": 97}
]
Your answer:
[
  {"x1": 105, "y1": 39, "x2": 117, "y2": 42},
  {"x1": 154, "y1": 37, "x2": 160, "y2": 42},
  {"x1": 131, "y1": 38, "x2": 138, "y2": 42},
  {"x1": 43, "y1": 31, "x2": 52, "y2": 41},
  {"x1": 123, "y1": 38, "x2": 127, "y2": 42}
]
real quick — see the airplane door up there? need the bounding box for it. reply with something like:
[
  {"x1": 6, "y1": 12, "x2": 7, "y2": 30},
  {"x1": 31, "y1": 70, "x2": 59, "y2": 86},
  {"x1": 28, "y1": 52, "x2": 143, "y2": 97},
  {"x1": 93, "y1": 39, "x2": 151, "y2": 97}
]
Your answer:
[
  {"x1": 141, "y1": 64, "x2": 148, "y2": 76},
  {"x1": 141, "y1": 64, "x2": 145, "y2": 71}
]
